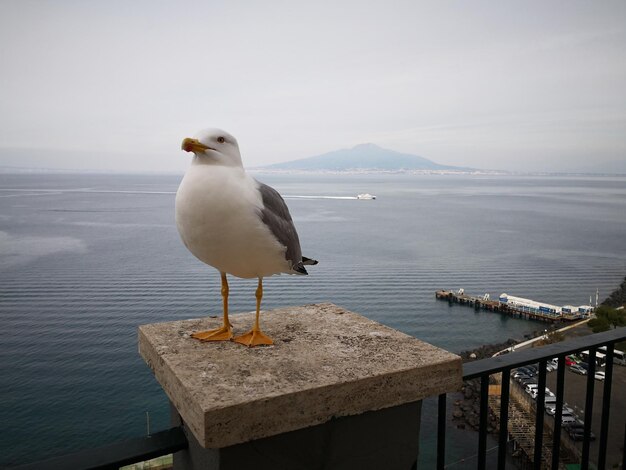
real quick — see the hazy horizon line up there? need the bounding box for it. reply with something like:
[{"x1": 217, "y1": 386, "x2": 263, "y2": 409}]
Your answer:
[{"x1": 1, "y1": 165, "x2": 625, "y2": 178}]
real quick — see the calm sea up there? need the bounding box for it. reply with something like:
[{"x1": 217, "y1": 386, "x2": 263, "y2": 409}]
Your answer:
[{"x1": 1, "y1": 173, "x2": 625, "y2": 467}]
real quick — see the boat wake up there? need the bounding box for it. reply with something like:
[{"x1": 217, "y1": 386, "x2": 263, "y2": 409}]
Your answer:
[
  {"x1": 0, "y1": 189, "x2": 375, "y2": 200},
  {"x1": 283, "y1": 195, "x2": 358, "y2": 200}
]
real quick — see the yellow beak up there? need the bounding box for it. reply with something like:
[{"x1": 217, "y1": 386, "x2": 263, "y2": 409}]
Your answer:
[{"x1": 181, "y1": 137, "x2": 210, "y2": 153}]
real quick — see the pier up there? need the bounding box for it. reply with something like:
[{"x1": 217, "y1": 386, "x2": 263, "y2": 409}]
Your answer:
[{"x1": 435, "y1": 289, "x2": 585, "y2": 323}]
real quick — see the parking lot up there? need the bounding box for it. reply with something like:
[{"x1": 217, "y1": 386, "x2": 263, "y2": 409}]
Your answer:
[
  {"x1": 514, "y1": 360, "x2": 625, "y2": 467},
  {"x1": 546, "y1": 362, "x2": 626, "y2": 467}
]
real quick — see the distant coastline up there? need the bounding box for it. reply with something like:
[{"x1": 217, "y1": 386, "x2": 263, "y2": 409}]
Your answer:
[
  {"x1": 1, "y1": 166, "x2": 625, "y2": 178},
  {"x1": 250, "y1": 168, "x2": 626, "y2": 178}
]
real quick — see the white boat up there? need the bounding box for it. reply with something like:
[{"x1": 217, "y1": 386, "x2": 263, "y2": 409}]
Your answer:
[{"x1": 356, "y1": 193, "x2": 376, "y2": 200}]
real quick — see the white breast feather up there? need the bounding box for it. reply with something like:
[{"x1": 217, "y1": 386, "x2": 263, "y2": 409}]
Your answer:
[{"x1": 175, "y1": 165, "x2": 289, "y2": 278}]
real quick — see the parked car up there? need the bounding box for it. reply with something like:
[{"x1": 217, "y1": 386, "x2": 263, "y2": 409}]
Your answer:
[
  {"x1": 525, "y1": 384, "x2": 539, "y2": 394},
  {"x1": 545, "y1": 362, "x2": 556, "y2": 372},
  {"x1": 579, "y1": 362, "x2": 589, "y2": 371},
  {"x1": 595, "y1": 371, "x2": 606, "y2": 381},
  {"x1": 569, "y1": 429, "x2": 595, "y2": 441},
  {"x1": 562, "y1": 415, "x2": 577, "y2": 424},
  {"x1": 517, "y1": 367, "x2": 535, "y2": 377},
  {"x1": 563, "y1": 406, "x2": 575, "y2": 415},
  {"x1": 525, "y1": 365, "x2": 539, "y2": 374},
  {"x1": 546, "y1": 405, "x2": 574, "y2": 416},
  {"x1": 544, "y1": 395, "x2": 557, "y2": 404},
  {"x1": 563, "y1": 420, "x2": 585, "y2": 432},
  {"x1": 570, "y1": 364, "x2": 587, "y2": 375},
  {"x1": 565, "y1": 356, "x2": 577, "y2": 366},
  {"x1": 530, "y1": 388, "x2": 555, "y2": 400}
]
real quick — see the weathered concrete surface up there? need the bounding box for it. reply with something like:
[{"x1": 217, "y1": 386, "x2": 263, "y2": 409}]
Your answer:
[
  {"x1": 139, "y1": 303, "x2": 462, "y2": 448},
  {"x1": 171, "y1": 400, "x2": 422, "y2": 470}
]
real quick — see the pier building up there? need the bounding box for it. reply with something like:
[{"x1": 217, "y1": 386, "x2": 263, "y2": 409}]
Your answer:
[{"x1": 436, "y1": 289, "x2": 595, "y2": 322}]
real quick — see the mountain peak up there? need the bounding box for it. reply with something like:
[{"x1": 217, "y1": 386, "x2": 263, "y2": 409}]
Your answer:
[
  {"x1": 351, "y1": 143, "x2": 381, "y2": 150},
  {"x1": 264, "y1": 143, "x2": 471, "y2": 172}
]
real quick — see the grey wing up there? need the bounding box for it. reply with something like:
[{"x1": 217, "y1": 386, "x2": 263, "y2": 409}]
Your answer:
[{"x1": 256, "y1": 181, "x2": 306, "y2": 273}]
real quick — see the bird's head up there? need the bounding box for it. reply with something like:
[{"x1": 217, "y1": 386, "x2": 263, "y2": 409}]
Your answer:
[{"x1": 181, "y1": 128, "x2": 243, "y2": 168}]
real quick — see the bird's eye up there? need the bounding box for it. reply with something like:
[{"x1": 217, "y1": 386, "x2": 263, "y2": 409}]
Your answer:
[{"x1": 217, "y1": 136, "x2": 226, "y2": 144}]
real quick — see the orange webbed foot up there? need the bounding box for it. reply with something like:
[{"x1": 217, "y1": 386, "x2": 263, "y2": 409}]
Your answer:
[
  {"x1": 233, "y1": 329, "x2": 274, "y2": 347},
  {"x1": 191, "y1": 325, "x2": 233, "y2": 341}
]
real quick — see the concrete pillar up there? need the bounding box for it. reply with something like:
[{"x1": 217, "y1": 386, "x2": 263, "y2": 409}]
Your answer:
[
  {"x1": 139, "y1": 303, "x2": 462, "y2": 470},
  {"x1": 170, "y1": 400, "x2": 421, "y2": 470}
]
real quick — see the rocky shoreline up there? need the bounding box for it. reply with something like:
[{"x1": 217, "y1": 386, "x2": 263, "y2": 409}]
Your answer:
[
  {"x1": 452, "y1": 339, "x2": 518, "y2": 432},
  {"x1": 602, "y1": 276, "x2": 626, "y2": 308}
]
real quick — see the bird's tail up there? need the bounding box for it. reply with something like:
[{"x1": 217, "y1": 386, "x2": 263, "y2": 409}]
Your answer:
[{"x1": 302, "y1": 256, "x2": 318, "y2": 266}]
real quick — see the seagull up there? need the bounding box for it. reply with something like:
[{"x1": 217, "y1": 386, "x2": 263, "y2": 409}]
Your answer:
[{"x1": 175, "y1": 128, "x2": 317, "y2": 347}]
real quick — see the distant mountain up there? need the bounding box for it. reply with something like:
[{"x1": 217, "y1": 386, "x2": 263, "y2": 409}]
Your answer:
[{"x1": 263, "y1": 143, "x2": 473, "y2": 172}]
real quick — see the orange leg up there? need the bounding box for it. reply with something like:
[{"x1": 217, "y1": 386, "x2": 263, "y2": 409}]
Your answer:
[
  {"x1": 233, "y1": 277, "x2": 273, "y2": 347},
  {"x1": 191, "y1": 272, "x2": 233, "y2": 341}
]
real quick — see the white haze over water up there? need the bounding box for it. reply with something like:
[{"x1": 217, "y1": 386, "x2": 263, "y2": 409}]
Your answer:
[
  {"x1": 0, "y1": 231, "x2": 87, "y2": 268},
  {"x1": 1, "y1": 1, "x2": 626, "y2": 173}
]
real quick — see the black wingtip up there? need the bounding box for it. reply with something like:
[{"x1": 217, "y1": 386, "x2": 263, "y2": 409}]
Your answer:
[{"x1": 294, "y1": 264, "x2": 308, "y2": 275}]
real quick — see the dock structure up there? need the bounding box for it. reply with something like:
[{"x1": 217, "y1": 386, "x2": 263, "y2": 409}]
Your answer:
[{"x1": 435, "y1": 290, "x2": 586, "y2": 323}]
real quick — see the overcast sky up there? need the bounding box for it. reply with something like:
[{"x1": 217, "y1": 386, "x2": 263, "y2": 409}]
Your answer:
[{"x1": 1, "y1": 1, "x2": 625, "y2": 173}]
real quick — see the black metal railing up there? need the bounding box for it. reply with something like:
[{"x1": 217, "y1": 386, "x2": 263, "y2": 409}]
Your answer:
[
  {"x1": 436, "y1": 326, "x2": 626, "y2": 470},
  {"x1": 11, "y1": 426, "x2": 188, "y2": 470}
]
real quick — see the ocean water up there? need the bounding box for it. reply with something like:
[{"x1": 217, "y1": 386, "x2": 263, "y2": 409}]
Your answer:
[{"x1": 1, "y1": 173, "x2": 625, "y2": 467}]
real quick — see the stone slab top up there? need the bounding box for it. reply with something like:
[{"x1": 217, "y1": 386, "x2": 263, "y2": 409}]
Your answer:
[{"x1": 139, "y1": 303, "x2": 462, "y2": 448}]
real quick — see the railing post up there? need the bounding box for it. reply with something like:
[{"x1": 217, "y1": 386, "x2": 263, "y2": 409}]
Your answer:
[
  {"x1": 598, "y1": 344, "x2": 614, "y2": 470},
  {"x1": 623, "y1": 419, "x2": 626, "y2": 470},
  {"x1": 497, "y1": 369, "x2": 510, "y2": 469},
  {"x1": 477, "y1": 375, "x2": 489, "y2": 470},
  {"x1": 581, "y1": 349, "x2": 596, "y2": 470},
  {"x1": 534, "y1": 359, "x2": 547, "y2": 470},
  {"x1": 437, "y1": 394, "x2": 446, "y2": 470},
  {"x1": 551, "y1": 355, "x2": 565, "y2": 470}
]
